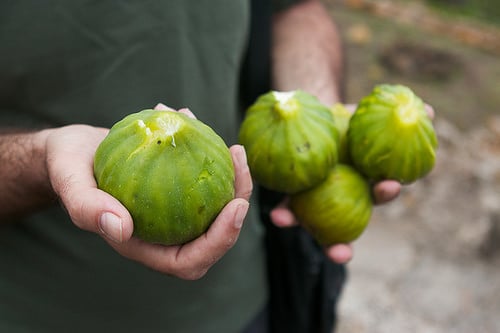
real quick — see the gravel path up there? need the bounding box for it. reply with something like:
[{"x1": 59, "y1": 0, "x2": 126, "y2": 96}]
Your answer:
[
  {"x1": 336, "y1": 117, "x2": 500, "y2": 332},
  {"x1": 321, "y1": 3, "x2": 500, "y2": 331}
]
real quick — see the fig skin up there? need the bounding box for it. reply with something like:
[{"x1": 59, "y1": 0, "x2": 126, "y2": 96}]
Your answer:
[
  {"x1": 290, "y1": 164, "x2": 373, "y2": 246},
  {"x1": 94, "y1": 109, "x2": 235, "y2": 246},
  {"x1": 239, "y1": 90, "x2": 339, "y2": 194},
  {"x1": 348, "y1": 84, "x2": 438, "y2": 183},
  {"x1": 330, "y1": 103, "x2": 353, "y2": 164}
]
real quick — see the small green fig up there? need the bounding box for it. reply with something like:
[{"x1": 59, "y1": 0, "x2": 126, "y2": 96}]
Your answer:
[
  {"x1": 290, "y1": 164, "x2": 373, "y2": 246},
  {"x1": 239, "y1": 90, "x2": 338, "y2": 194},
  {"x1": 348, "y1": 84, "x2": 438, "y2": 183},
  {"x1": 94, "y1": 109, "x2": 235, "y2": 246},
  {"x1": 330, "y1": 103, "x2": 353, "y2": 164}
]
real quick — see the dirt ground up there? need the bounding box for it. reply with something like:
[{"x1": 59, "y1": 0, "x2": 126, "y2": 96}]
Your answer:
[{"x1": 321, "y1": 1, "x2": 500, "y2": 332}]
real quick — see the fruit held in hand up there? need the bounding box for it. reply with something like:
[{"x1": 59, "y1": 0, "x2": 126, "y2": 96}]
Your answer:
[
  {"x1": 348, "y1": 84, "x2": 438, "y2": 183},
  {"x1": 94, "y1": 109, "x2": 235, "y2": 245},
  {"x1": 290, "y1": 164, "x2": 373, "y2": 245},
  {"x1": 330, "y1": 103, "x2": 353, "y2": 164},
  {"x1": 239, "y1": 90, "x2": 338, "y2": 194}
]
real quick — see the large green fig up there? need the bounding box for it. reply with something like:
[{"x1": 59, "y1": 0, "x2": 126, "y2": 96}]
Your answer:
[
  {"x1": 94, "y1": 109, "x2": 235, "y2": 246},
  {"x1": 239, "y1": 90, "x2": 338, "y2": 194},
  {"x1": 290, "y1": 164, "x2": 373, "y2": 245},
  {"x1": 348, "y1": 84, "x2": 438, "y2": 183}
]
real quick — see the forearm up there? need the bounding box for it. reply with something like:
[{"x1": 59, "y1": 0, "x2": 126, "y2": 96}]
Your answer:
[
  {"x1": 0, "y1": 129, "x2": 55, "y2": 219},
  {"x1": 271, "y1": 0, "x2": 345, "y2": 105}
]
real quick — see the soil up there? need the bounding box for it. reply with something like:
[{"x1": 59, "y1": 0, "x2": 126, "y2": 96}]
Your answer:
[{"x1": 321, "y1": 1, "x2": 500, "y2": 332}]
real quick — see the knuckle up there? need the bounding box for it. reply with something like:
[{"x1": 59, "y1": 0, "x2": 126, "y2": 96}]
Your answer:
[
  {"x1": 55, "y1": 176, "x2": 94, "y2": 232},
  {"x1": 172, "y1": 256, "x2": 216, "y2": 280},
  {"x1": 177, "y1": 267, "x2": 208, "y2": 281}
]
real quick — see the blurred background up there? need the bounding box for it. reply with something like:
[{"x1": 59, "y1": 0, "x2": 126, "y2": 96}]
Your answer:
[{"x1": 321, "y1": 0, "x2": 500, "y2": 332}]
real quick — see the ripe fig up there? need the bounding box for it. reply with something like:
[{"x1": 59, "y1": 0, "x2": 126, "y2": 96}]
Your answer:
[
  {"x1": 348, "y1": 84, "x2": 438, "y2": 183},
  {"x1": 94, "y1": 109, "x2": 235, "y2": 246},
  {"x1": 330, "y1": 103, "x2": 353, "y2": 164},
  {"x1": 239, "y1": 90, "x2": 338, "y2": 194},
  {"x1": 290, "y1": 164, "x2": 373, "y2": 245}
]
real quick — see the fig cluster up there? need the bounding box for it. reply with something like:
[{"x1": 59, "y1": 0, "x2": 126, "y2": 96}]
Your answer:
[{"x1": 239, "y1": 85, "x2": 438, "y2": 245}]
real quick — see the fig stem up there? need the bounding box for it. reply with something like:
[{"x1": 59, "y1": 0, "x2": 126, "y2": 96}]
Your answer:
[{"x1": 272, "y1": 91, "x2": 299, "y2": 119}]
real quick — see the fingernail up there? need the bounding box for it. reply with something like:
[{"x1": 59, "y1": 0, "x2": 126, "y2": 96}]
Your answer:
[
  {"x1": 179, "y1": 107, "x2": 196, "y2": 119},
  {"x1": 238, "y1": 145, "x2": 247, "y2": 165},
  {"x1": 234, "y1": 202, "x2": 249, "y2": 229},
  {"x1": 99, "y1": 212, "x2": 123, "y2": 243},
  {"x1": 234, "y1": 145, "x2": 248, "y2": 170},
  {"x1": 154, "y1": 103, "x2": 167, "y2": 109},
  {"x1": 154, "y1": 103, "x2": 175, "y2": 111}
]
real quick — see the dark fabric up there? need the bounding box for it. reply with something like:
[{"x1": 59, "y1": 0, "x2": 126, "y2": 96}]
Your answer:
[
  {"x1": 259, "y1": 188, "x2": 347, "y2": 333},
  {"x1": 239, "y1": 0, "x2": 347, "y2": 332},
  {"x1": 242, "y1": 305, "x2": 270, "y2": 333},
  {"x1": 239, "y1": 0, "x2": 272, "y2": 109},
  {"x1": 0, "y1": 2, "x2": 268, "y2": 332}
]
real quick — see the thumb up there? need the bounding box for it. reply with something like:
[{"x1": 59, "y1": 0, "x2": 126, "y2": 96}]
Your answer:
[
  {"x1": 53, "y1": 169, "x2": 134, "y2": 244},
  {"x1": 46, "y1": 125, "x2": 134, "y2": 243}
]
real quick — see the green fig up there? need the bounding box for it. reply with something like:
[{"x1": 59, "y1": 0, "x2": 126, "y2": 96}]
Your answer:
[
  {"x1": 239, "y1": 90, "x2": 338, "y2": 194},
  {"x1": 348, "y1": 84, "x2": 438, "y2": 183},
  {"x1": 330, "y1": 103, "x2": 353, "y2": 164},
  {"x1": 94, "y1": 109, "x2": 235, "y2": 246},
  {"x1": 290, "y1": 164, "x2": 373, "y2": 245}
]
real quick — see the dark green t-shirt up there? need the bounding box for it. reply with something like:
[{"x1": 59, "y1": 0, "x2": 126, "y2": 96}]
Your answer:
[{"x1": 0, "y1": 1, "x2": 267, "y2": 332}]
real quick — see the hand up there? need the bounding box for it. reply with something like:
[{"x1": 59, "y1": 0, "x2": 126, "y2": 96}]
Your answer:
[
  {"x1": 269, "y1": 182, "x2": 400, "y2": 264},
  {"x1": 270, "y1": 103, "x2": 435, "y2": 264},
  {"x1": 45, "y1": 104, "x2": 252, "y2": 280}
]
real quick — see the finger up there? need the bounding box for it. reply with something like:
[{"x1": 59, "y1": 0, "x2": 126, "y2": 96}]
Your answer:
[
  {"x1": 325, "y1": 243, "x2": 353, "y2": 264},
  {"x1": 51, "y1": 158, "x2": 134, "y2": 243},
  {"x1": 153, "y1": 103, "x2": 197, "y2": 120},
  {"x1": 230, "y1": 145, "x2": 253, "y2": 201},
  {"x1": 344, "y1": 103, "x2": 357, "y2": 114},
  {"x1": 154, "y1": 103, "x2": 175, "y2": 111},
  {"x1": 372, "y1": 180, "x2": 401, "y2": 204},
  {"x1": 269, "y1": 197, "x2": 299, "y2": 227},
  {"x1": 424, "y1": 104, "x2": 435, "y2": 120},
  {"x1": 47, "y1": 127, "x2": 134, "y2": 243},
  {"x1": 113, "y1": 198, "x2": 249, "y2": 280},
  {"x1": 174, "y1": 198, "x2": 248, "y2": 278},
  {"x1": 178, "y1": 107, "x2": 197, "y2": 119}
]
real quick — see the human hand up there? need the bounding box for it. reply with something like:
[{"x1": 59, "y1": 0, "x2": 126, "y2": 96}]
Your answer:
[
  {"x1": 45, "y1": 105, "x2": 252, "y2": 280},
  {"x1": 270, "y1": 103, "x2": 435, "y2": 264},
  {"x1": 269, "y1": 181, "x2": 400, "y2": 264}
]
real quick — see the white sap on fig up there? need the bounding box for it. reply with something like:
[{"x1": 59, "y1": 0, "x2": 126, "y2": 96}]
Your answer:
[
  {"x1": 273, "y1": 90, "x2": 299, "y2": 119},
  {"x1": 273, "y1": 91, "x2": 295, "y2": 104},
  {"x1": 156, "y1": 114, "x2": 182, "y2": 147},
  {"x1": 134, "y1": 113, "x2": 182, "y2": 149},
  {"x1": 136, "y1": 119, "x2": 152, "y2": 136},
  {"x1": 137, "y1": 119, "x2": 146, "y2": 128}
]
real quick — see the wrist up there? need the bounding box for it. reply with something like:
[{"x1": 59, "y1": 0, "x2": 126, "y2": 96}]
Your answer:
[
  {"x1": 0, "y1": 128, "x2": 57, "y2": 218},
  {"x1": 271, "y1": 0, "x2": 344, "y2": 107},
  {"x1": 33, "y1": 129, "x2": 55, "y2": 195}
]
